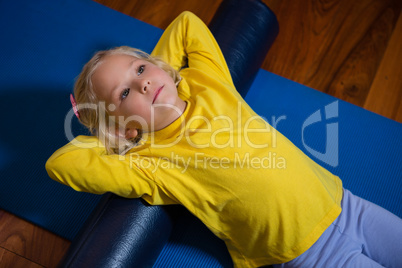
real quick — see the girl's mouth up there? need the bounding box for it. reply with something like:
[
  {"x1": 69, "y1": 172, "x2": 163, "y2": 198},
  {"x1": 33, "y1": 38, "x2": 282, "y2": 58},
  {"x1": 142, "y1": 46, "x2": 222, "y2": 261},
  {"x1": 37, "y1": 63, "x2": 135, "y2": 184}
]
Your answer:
[{"x1": 152, "y1": 86, "x2": 164, "y2": 104}]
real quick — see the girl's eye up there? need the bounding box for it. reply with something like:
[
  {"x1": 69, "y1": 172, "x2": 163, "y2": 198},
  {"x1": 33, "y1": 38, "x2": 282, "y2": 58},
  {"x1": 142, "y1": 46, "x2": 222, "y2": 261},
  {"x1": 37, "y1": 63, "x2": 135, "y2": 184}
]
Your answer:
[
  {"x1": 137, "y1": 65, "x2": 145, "y2": 76},
  {"x1": 121, "y1": 88, "x2": 130, "y2": 100}
]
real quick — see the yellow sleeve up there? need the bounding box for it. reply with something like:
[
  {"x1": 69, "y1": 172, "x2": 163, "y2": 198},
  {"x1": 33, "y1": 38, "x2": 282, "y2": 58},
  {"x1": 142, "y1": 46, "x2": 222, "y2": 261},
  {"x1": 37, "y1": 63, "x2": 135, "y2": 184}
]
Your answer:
[
  {"x1": 151, "y1": 11, "x2": 234, "y2": 87},
  {"x1": 45, "y1": 135, "x2": 155, "y2": 198}
]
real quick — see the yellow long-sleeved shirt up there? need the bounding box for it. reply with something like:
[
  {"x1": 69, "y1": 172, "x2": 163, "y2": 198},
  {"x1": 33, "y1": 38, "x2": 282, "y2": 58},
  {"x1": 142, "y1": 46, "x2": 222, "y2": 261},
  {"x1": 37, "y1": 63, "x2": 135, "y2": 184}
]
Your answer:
[{"x1": 46, "y1": 12, "x2": 342, "y2": 267}]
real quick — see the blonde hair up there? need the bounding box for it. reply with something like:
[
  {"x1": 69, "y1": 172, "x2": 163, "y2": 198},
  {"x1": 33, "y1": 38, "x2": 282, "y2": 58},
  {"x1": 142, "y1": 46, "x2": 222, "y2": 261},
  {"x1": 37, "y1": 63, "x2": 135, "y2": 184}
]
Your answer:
[{"x1": 74, "y1": 46, "x2": 181, "y2": 155}]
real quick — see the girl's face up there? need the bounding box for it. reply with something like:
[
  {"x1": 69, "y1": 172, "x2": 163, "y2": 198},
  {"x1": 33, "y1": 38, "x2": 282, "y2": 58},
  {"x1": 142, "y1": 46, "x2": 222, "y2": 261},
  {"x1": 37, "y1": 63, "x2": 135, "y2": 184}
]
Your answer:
[{"x1": 91, "y1": 54, "x2": 186, "y2": 139}]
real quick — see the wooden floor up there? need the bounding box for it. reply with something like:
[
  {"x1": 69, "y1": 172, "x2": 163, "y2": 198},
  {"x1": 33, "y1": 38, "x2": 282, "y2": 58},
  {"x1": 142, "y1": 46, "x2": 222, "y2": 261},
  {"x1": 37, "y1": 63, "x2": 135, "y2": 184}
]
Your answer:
[{"x1": 1, "y1": 0, "x2": 401, "y2": 267}]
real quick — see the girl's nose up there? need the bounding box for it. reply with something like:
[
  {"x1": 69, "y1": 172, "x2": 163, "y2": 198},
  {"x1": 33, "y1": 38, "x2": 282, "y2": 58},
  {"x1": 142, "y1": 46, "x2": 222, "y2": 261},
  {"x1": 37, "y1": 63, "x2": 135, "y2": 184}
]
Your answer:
[{"x1": 141, "y1": 80, "x2": 151, "y2": 93}]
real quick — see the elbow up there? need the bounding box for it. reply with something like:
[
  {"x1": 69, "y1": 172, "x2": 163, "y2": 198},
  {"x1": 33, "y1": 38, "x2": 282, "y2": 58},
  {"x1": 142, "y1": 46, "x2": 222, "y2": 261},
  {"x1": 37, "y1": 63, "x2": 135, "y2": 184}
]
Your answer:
[
  {"x1": 45, "y1": 155, "x2": 59, "y2": 181},
  {"x1": 45, "y1": 152, "x2": 68, "y2": 184}
]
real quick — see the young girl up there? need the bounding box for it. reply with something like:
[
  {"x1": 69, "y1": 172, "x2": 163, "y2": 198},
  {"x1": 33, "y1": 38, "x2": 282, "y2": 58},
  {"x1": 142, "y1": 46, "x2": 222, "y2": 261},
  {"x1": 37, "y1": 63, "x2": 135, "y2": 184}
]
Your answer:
[{"x1": 46, "y1": 12, "x2": 402, "y2": 267}]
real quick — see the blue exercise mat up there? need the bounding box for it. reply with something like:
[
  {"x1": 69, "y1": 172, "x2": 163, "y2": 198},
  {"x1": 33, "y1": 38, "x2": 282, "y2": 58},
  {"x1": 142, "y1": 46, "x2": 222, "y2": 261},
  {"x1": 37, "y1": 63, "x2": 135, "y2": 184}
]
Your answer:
[
  {"x1": 0, "y1": 0, "x2": 162, "y2": 240},
  {"x1": 0, "y1": 0, "x2": 401, "y2": 248}
]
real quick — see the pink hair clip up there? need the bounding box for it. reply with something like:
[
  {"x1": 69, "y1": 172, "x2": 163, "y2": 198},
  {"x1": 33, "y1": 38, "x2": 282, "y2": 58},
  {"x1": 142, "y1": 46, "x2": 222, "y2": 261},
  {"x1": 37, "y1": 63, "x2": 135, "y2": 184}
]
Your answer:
[{"x1": 70, "y1": 94, "x2": 80, "y2": 119}]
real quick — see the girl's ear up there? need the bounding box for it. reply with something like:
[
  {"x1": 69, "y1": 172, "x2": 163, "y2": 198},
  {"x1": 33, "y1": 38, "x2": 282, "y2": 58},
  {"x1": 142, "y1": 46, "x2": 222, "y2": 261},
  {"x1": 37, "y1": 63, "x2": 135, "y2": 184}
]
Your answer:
[
  {"x1": 125, "y1": 128, "x2": 139, "y2": 140},
  {"x1": 114, "y1": 126, "x2": 138, "y2": 140}
]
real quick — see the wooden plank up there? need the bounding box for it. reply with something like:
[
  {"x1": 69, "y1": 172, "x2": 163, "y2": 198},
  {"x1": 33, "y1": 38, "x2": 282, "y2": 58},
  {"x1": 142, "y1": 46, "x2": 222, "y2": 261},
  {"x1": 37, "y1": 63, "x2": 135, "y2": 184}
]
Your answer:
[
  {"x1": 262, "y1": 0, "x2": 401, "y2": 103},
  {"x1": 0, "y1": 210, "x2": 70, "y2": 268},
  {"x1": 95, "y1": 0, "x2": 223, "y2": 28},
  {"x1": 325, "y1": 5, "x2": 398, "y2": 108},
  {"x1": 0, "y1": 247, "x2": 43, "y2": 268},
  {"x1": 364, "y1": 11, "x2": 402, "y2": 122}
]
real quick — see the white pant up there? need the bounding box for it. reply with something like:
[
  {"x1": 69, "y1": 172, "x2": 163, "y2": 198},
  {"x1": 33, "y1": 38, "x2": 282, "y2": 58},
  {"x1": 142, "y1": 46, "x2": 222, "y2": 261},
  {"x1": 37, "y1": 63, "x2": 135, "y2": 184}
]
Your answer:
[{"x1": 273, "y1": 189, "x2": 402, "y2": 268}]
